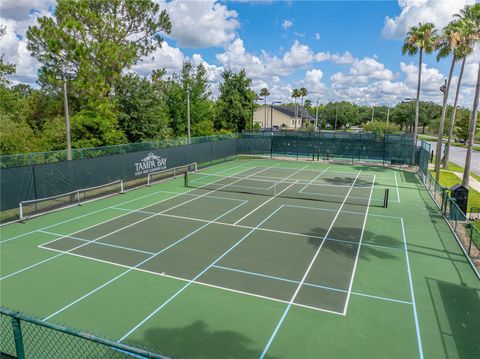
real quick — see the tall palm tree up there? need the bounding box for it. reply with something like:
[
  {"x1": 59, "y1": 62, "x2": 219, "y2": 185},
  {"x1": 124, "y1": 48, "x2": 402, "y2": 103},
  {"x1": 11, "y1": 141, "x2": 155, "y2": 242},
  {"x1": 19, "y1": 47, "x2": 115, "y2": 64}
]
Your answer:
[
  {"x1": 292, "y1": 88, "x2": 300, "y2": 129},
  {"x1": 459, "y1": 3, "x2": 480, "y2": 186},
  {"x1": 299, "y1": 87, "x2": 308, "y2": 127},
  {"x1": 259, "y1": 87, "x2": 270, "y2": 128},
  {"x1": 463, "y1": 62, "x2": 480, "y2": 187},
  {"x1": 402, "y1": 22, "x2": 439, "y2": 165},
  {"x1": 444, "y1": 5, "x2": 479, "y2": 169},
  {"x1": 434, "y1": 20, "x2": 461, "y2": 178}
]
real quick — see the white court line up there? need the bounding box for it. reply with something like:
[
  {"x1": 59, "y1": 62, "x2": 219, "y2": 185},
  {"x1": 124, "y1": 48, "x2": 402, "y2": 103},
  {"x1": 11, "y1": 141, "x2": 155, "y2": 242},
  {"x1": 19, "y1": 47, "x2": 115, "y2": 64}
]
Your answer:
[
  {"x1": 38, "y1": 230, "x2": 156, "y2": 256},
  {"x1": 283, "y1": 203, "x2": 402, "y2": 219},
  {"x1": 232, "y1": 164, "x2": 311, "y2": 225},
  {"x1": 394, "y1": 171, "x2": 401, "y2": 202},
  {"x1": 259, "y1": 170, "x2": 362, "y2": 359},
  {"x1": 0, "y1": 160, "x2": 254, "y2": 244},
  {"x1": 298, "y1": 166, "x2": 331, "y2": 193},
  {"x1": 42, "y1": 200, "x2": 248, "y2": 321},
  {"x1": 36, "y1": 244, "x2": 342, "y2": 315},
  {"x1": 342, "y1": 175, "x2": 375, "y2": 315},
  {"x1": 117, "y1": 180, "x2": 303, "y2": 343},
  {"x1": 212, "y1": 265, "x2": 412, "y2": 306},
  {"x1": 0, "y1": 165, "x2": 277, "y2": 281},
  {"x1": 109, "y1": 207, "x2": 404, "y2": 251},
  {"x1": 401, "y1": 218, "x2": 424, "y2": 359},
  {"x1": 40, "y1": 208, "x2": 405, "y2": 258},
  {"x1": 117, "y1": 204, "x2": 288, "y2": 342}
]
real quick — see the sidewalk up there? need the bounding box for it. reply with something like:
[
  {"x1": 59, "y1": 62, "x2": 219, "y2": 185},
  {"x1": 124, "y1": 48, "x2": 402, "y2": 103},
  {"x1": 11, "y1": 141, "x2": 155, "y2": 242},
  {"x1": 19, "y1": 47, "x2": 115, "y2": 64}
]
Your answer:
[{"x1": 428, "y1": 163, "x2": 480, "y2": 192}]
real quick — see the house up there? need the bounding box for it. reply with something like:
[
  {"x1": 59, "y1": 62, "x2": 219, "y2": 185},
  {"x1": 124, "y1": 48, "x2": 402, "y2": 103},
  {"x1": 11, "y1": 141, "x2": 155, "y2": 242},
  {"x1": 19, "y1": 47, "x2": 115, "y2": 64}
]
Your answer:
[{"x1": 253, "y1": 105, "x2": 316, "y2": 130}]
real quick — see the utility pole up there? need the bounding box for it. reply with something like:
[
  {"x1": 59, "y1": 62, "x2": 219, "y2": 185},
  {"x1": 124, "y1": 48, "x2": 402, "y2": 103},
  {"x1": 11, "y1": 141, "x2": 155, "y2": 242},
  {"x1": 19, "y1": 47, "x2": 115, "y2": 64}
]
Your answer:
[
  {"x1": 61, "y1": 64, "x2": 72, "y2": 161},
  {"x1": 335, "y1": 104, "x2": 338, "y2": 132},
  {"x1": 186, "y1": 87, "x2": 191, "y2": 144}
]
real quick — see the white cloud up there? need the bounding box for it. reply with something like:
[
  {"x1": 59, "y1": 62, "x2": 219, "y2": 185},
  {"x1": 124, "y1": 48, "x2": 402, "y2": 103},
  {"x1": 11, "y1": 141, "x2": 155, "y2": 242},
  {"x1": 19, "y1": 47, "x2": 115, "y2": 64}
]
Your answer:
[
  {"x1": 315, "y1": 33, "x2": 321, "y2": 41},
  {"x1": 132, "y1": 41, "x2": 185, "y2": 75},
  {"x1": 382, "y1": 0, "x2": 475, "y2": 39},
  {"x1": 160, "y1": 0, "x2": 239, "y2": 48},
  {"x1": 0, "y1": 0, "x2": 55, "y2": 21},
  {"x1": 303, "y1": 69, "x2": 326, "y2": 95},
  {"x1": 400, "y1": 61, "x2": 444, "y2": 93},
  {"x1": 282, "y1": 19, "x2": 293, "y2": 30},
  {"x1": 191, "y1": 53, "x2": 223, "y2": 83},
  {"x1": 215, "y1": 38, "x2": 316, "y2": 79},
  {"x1": 283, "y1": 40, "x2": 313, "y2": 67},
  {"x1": 0, "y1": 6, "x2": 53, "y2": 85},
  {"x1": 314, "y1": 51, "x2": 354, "y2": 64},
  {"x1": 330, "y1": 56, "x2": 394, "y2": 89}
]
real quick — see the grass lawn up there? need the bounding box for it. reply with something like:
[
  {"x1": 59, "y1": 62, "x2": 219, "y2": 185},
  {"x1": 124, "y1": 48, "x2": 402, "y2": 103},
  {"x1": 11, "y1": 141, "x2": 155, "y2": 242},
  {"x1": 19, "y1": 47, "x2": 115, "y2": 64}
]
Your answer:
[
  {"x1": 429, "y1": 170, "x2": 480, "y2": 212},
  {"x1": 431, "y1": 160, "x2": 480, "y2": 182}
]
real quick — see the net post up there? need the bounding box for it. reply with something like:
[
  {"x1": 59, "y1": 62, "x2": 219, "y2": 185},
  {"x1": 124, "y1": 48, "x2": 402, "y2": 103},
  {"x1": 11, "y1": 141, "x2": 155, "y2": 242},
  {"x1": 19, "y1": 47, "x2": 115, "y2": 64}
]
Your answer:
[
  {"x1": 120, "y1": 180, "x2": 125, "y2": 194},
  {"x1": 384, "y1": 188, "x2": 389, "y2": 208},
  {"x1": 174, "y1": 167, "x2": 177, "y2": 179},
  {"x1": 19, "y1": 202, "x2": 24, "y2": 222},
  {"x1": 194, "y1": 162, "x2": 198, "y2": 172},
  {"x1": 147, "y1": 173, "x2": 151, "y2": 187},
  {"x1": 76, "y1": 190, "x2": 81, "y2": 206},
  {"x1": 184, "y1": 172, "x2": 189, "y2": 187},
  {"x1": 12, "y1": 315, "x2": 26, "y2": 359}
]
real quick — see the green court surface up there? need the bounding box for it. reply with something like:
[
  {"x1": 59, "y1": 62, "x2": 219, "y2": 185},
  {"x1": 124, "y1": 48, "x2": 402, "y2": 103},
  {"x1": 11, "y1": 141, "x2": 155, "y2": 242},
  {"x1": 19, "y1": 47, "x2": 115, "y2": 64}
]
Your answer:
[{"x1": 1, "y1": 158, "x2": 479, "y2": 358}]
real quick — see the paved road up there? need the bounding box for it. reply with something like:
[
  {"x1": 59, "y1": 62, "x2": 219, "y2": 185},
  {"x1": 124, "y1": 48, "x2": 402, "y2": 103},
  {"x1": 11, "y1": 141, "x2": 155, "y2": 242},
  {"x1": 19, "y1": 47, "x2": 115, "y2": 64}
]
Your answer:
[{"x1": 426, "y1": 140, "x2": 480, "y2": 176}]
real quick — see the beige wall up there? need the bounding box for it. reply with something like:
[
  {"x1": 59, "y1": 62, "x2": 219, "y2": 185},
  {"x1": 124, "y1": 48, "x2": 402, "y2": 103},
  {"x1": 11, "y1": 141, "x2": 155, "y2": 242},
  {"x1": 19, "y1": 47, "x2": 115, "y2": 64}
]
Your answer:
[{"x1": 253, "y1": 106, "x2": 302, "y2": 129}]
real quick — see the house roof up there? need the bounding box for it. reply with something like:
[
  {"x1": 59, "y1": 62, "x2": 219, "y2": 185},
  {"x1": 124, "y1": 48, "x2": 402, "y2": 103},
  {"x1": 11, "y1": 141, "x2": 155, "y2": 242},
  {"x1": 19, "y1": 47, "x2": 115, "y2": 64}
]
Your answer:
[{"x1": 262, "y1": 105, "x2": 315, "y2": 120}]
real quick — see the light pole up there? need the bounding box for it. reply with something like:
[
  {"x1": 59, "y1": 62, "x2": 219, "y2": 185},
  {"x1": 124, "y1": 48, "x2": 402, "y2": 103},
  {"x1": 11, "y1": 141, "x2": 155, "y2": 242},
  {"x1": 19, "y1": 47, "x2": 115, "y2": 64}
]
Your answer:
[
  {"x1": 371, "y1": 106, "x2": 375, "y2": 121},
  {"x1": 335, "y1": 104, "x2": 338, "y2": 132},
  {"x1": 403, "y1": 98, "x2": 415, "y2": 132},
  {"x1": 270, "y1": 101, "x2": 283, "y2": 130},
  {"x1": 386, "y1": 107, "x2": 390, "y2": 123},
  {"x1": 186, "y1": 86, "x2": 191, "y2": 144},
  {"x1": 315, "y1": 99, "x2": 319, "y2": 131},
  {"x1": 56, "y1": 64, "x2": 72, "y2": 161}
]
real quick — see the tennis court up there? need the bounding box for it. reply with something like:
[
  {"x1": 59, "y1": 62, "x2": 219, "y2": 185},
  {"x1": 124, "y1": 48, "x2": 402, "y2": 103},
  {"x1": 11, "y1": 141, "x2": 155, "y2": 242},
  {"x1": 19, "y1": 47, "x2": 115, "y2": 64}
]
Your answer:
[{"x1": 1, "y1": 158, "x2": 479, "y2": 358}]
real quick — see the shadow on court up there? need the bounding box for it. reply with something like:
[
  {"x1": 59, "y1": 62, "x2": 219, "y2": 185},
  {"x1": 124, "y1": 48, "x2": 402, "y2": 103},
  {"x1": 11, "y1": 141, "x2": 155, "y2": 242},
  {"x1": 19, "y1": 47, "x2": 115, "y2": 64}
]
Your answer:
[
  {"x1": 320, "y1": 176, "x2": 373, "y2": 187},
  {"x1": 426, "y1": 277, "x2": 480, "y2": 358},
  {"x1": 128, "y1": 321, "x2": 279, "y2": 359},
  {"x1": 306, "y1": 226, "x2": 399, "y2": 261}
]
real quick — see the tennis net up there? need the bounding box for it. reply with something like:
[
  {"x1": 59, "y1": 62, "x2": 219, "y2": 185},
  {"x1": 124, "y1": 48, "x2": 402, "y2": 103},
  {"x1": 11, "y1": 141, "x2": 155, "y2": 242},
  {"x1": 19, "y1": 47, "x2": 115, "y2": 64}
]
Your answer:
[
  {"x1": 147, "y1": 163, "x2": 197, "y2": 187},
  {"x1": 185, "y1": 173, "x2": 389, "y2": 207},
  {"x1": 19, "y1": 180, "x2": 124, "y2": 221}
]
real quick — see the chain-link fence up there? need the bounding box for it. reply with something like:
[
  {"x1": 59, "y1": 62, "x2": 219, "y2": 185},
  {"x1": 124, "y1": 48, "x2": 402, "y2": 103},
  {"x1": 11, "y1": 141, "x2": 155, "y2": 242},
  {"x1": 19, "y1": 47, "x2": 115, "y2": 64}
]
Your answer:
[
  {"x1": 0, "y1": 307, "x2": 168, "y2": 359},
  {"x1": 1, "y1": 132, "x2": 419, "y2": 224},
  {"x1": 0, "y1": 134, "x2": 240, "y2": 169},
  {"x1": 418, "y1": 145, "x2": 480, "y2": 276}
]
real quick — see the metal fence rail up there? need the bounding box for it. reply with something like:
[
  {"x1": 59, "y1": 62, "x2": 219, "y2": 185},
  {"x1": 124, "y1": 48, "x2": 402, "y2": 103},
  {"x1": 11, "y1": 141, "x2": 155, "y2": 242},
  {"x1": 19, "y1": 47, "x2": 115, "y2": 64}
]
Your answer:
[
  {"x1": 418, "y1": 141, "x2": 480, "y2": 278},
  {"x1": 0, "y1": 307, "x2": 168, "y2": 359}
]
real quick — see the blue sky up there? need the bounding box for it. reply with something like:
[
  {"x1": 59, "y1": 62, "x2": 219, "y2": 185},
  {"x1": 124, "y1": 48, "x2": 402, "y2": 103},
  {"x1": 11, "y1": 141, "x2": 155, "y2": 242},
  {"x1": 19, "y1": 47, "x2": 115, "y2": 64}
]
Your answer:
[{"x1": 1, "y1": 0, "x2": 478, "y2": 107}]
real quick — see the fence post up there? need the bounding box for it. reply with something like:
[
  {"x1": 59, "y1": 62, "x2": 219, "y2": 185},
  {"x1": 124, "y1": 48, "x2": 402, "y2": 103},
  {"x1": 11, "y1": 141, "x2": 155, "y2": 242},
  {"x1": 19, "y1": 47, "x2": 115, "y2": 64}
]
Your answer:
[
  {"x1": 383, "y1": 135, "x2": 386, "y2": 166},
  {"x1": 12, "y1": 316, "x2": 26, "y2": 359}
]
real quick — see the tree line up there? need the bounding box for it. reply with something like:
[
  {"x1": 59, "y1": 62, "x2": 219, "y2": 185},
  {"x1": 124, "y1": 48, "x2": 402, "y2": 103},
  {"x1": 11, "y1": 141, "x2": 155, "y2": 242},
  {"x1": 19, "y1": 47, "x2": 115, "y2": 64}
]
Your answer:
[
  {"x1": 0, "y1": 0, "x2": 478, "y2": 168},
  {"x1": 401, "y1": 3, "x2": 479, "y2": 185},
  {"x1": 0, "y1": 0, "x2": 256, "y2": 155}
]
